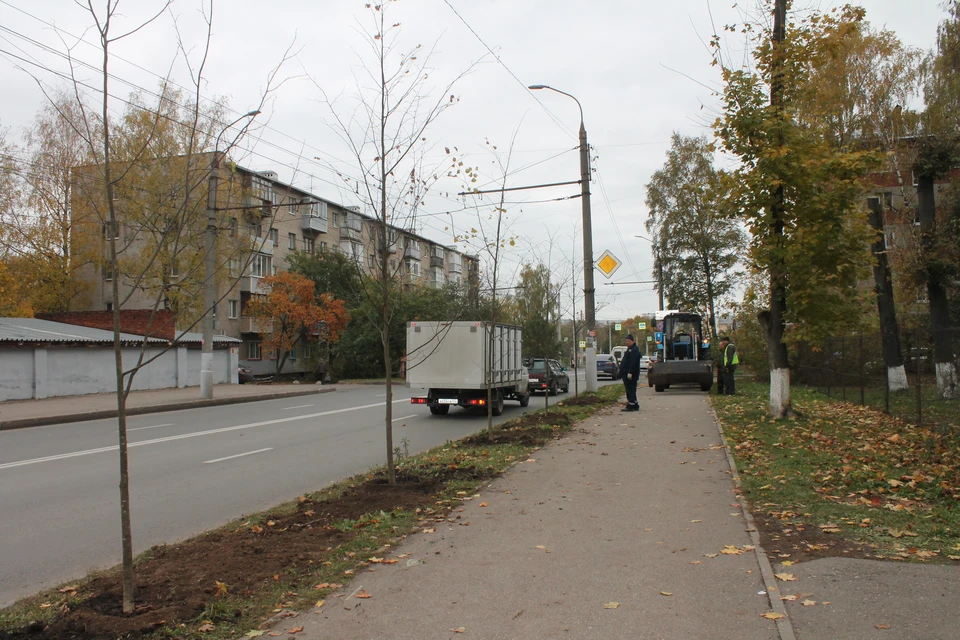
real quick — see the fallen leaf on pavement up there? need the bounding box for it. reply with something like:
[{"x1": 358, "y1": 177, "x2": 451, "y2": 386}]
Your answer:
[
  {"x1": 355, "y1": 590, "x2": 371, "y2": 599},
  {"x1": 704, "y1": 553, "x2": 718, "y2": 558},
  {"x1": 802, "y1": 600, "x2": 816, "y2": 607},
  {"x1": 780, "y1": 595, "x2": 798, "y2": 601},
  {"x1": 198, "y1": 624, "x2": 215, "y2": 632},
  {"x1": 244, "y1": 630, "x2": 264, "y2": 637},
  {"x1": 781, "y1": 560, "x2": 795, "y2": 567},
  {"x1": 603, "y1": 602, "x2": 620, "y2": 609},
  {"x1": 286, "y1": 627, "x2": 303, "y2": 634},
  {"x1": 760, "y1": 612, "x2": 784, "y2": 620},
  {"x1": 479, "y1": 502, "x2": 488, "y2": 507},
  {"x1": 660, "y1": 591, "x2": 673, "y2": 596},
  {"x1": 449, "y1": 628, "x2": 466, "y2": 633},
  {"x1": 315, "y1": 600, "x2": 325, "y2": 608},
  {"x1": 58, "y1": 586, "x2": 77, "y2": 593},
  {"x1": 774, "y1": 573, "x2": 796, "y2": 582},
  {"x1": 875, "y1": 623, "x2": 890, "y2": 629},
  {"x1": 422, "y1": 528, "x2": 435, "y2": 534},
  {"x1": 689, "y1": 561, "x2": 702, "y2": 565}
]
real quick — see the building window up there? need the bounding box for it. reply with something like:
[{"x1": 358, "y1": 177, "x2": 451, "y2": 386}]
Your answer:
[
  {"x1": 270, "y1": 228, "x2": 279, "y2": 246},
  {"x1": 251, "y1": 176, "x2": 275, "y2": 204},
  {"x1": 368, "y1": 254, "x2": 376, "y2": 270},
  {"x1": 102, "y1": 221, "x2": 120, "y2": 240},
  {"x1": 228, "y1": 300, "x2": 239, "y2": 319},
  {"x1": 303, "y1": 237, "x2": 314, "y2": 253},
  {"x1": 288, "y1": 199, "x2": 297, "y2": 215},
  {"x1": 331, "y1": 212, "x2": 339, "y2": 228},
  {"x1": 252, "y1": 253, "x2": 272, "y2": 277},
  {"x1": 228, "y1": 257, "x2": 241, "y2": 277},
  {"x1": 247, "y1": 341, "x2": 262, "y2": 360},
  {"x1": 102, "y1": 264, "x2": 114, "y2": 281},
  {"x1": 105, "y1": 301, "x2": 113, "y2": 311},
  {"x1": 229, "y1": 217, "x2": 238, "y2": 237},
  {"x1": 320, "y1": 241, "x2": 328, "y2": 251},
  {"x1": 169, "y1": 261, "x2": 179, "y2": 279},
  {"x1": 288, "y1": 233, "x2": 297, "y2": 250},
  {"x1": 289, "y1": 347, "x2": 297, "y2": 360}
]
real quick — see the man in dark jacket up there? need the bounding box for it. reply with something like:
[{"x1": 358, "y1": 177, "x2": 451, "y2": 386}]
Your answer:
[{"x1": 619, "y1": 335, "x2": 641, "y2": 411}]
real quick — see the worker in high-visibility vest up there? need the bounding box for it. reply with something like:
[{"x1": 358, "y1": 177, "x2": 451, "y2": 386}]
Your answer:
[{"x1": 718, "y1": 336, "x2": 739, "y2": 396}]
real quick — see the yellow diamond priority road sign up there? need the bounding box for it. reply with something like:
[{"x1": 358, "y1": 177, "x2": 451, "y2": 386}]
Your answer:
[{"x1": 595, "y1": 250, "x2": 622, "y2": 279}]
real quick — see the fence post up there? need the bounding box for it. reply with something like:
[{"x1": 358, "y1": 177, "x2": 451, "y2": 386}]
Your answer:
[{"x1": 859, "y1": 331, "x2": 865, "y2": 406}]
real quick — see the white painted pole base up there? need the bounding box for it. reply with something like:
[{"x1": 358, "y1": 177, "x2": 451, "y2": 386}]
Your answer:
[
  {"x1": 769, "y1": 367, "x2": 790, "y2": 417},
  {"x1": 936, "y1": 361, "x2": 959, "y2": 399},
  {"x1": 200, "y1": 352, "x2": 214, "y2": 400},
  {"x1": 887, "y1": 365, "x2": 908, "y2": 393},
  {"x1": 585, "y1": 344, "x2": 597, "y2": 393}
]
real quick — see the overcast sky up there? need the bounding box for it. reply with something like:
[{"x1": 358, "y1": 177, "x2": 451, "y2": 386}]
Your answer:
[{"x1": 0, "y1": 0, "x2": 950, "y2": 322}]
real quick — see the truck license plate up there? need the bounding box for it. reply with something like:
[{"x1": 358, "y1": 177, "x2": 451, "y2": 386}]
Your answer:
[{"x1": 437, "y1": 398, "x2": 458, "y2": 404}]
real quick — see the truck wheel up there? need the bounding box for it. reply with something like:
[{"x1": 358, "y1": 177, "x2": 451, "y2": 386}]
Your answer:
[
  {"x1": 491, "y1": 391, "x2": 504, "y2": 416},
  {"x1": 519, "y1": 393, "x2": 530, "y2": 407},
  {"x1": 648, "y1": 379, "x2": 654, "y2": 387},
  {"x1": 655, "y1": 385, "x2": 665, "y2": 392},
  {"x1": 429, "y1": 405, "x2": 450, "y2": 415},
  {"x1": 561, "y1": 384, "x2": 569, "y2": 393},
  {"x1": 548, "y1": 383, "x2": 558, "y2": 396}
]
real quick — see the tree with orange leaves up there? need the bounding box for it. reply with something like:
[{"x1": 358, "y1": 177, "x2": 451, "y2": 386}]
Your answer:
[{"x1": 245, "y1": 271, "x2": 349, "y2": 378}]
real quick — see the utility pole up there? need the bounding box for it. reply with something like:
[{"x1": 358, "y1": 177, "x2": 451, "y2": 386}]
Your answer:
[
  {"x1": 201, "y1": 111, "x2": 259, "y2": 399},
  {"x1": 529, "y1": 84, "x2": 597, "y2": 392}
]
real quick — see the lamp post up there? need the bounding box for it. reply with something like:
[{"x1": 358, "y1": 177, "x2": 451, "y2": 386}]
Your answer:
[
  {"x1": 635, "y1": 234, "x2": 665, "y2": 311},
  {"x1": 200, "y1": 110, "x2": 260, "y2": 399},
  {"x1": 529, "y1": 84, "x2": 597, "y2": 392}
]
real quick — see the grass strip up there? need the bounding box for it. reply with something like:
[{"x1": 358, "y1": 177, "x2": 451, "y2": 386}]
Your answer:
[{"x1": 712, "y1": 379, "x2": 960, "y2": 563}]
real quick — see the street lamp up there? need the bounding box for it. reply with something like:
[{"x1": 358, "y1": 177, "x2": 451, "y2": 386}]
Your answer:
[
  {"x1": 528, "y1": 84, "x2": 597, "y2": 392},
  {"x1": 635, "y1": 234, "x2": 665, "y2": 311},
  {"x1": 200, "y1": 109, "x2": 260, "y2": 399}
]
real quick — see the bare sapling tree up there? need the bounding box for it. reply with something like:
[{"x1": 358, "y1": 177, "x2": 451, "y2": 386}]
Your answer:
[
  {"x1": 457, "y1": 135, "x2": 524, "y2": 433},
  {"x1": 310, "y1": 1, "x2": 473, "y2": 484},
  {"x1": 46, "y1": 0, "x2": 287, "y2": 611}
]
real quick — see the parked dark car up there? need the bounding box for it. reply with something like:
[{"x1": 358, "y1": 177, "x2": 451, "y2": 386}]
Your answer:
[
  {"x1": 526, "y1": 358, "x2": 570, "y2": 395},
  {"x1": 596, "y1": 353, "x2": 619, "y2": 380},
  {"x1": 238, "y1": 365, "x2": 254, "y2": 384}
]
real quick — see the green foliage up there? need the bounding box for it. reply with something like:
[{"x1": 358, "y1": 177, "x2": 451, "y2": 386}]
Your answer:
[
  {"x1": 714, "y1": 6, "x2": 883, "y2": 345},
  {"x1": 512, "y1": 263, "x2": 561, "y2": 358},
  {"x1": 645, "y1": 133, "x2": 746, "y2": 330}
]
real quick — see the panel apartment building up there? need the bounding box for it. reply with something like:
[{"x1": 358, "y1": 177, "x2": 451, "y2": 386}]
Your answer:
[{"x1": 73, "y1": 155, "x2": 479, "y2": 377}]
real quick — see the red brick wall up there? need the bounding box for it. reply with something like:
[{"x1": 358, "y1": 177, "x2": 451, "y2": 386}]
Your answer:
[{"x1": 36, "y1": 310, "x2": 177, "y2": 341}]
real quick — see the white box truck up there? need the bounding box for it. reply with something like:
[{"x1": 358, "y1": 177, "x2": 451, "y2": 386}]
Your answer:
[{"x1": 407, "y1": 321, "x2": 530, "y2": 415}]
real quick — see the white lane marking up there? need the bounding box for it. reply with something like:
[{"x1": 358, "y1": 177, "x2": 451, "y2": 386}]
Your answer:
[
  {"x1": 0, "y1": 398, "x2": 410, "y2": 471},
  {"x1": 203, "y1": 448, "x2": 273, "y2": 464},
  {"x1": 129, "y1": 423, "x2": 173, "y2": 432},
  {"x1": 281, "y1": 404, "x2": 314, "y2": 411},
  {"x1": 392, "y1": 414, "x2": 417, "y2": 422}
]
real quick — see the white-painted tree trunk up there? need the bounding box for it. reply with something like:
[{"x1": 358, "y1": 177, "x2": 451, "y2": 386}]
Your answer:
[
  {"x1": 887, "y1": 365, "x2": 908, "y2": 393},
  {"x1": 936, "y1": 362, "x2": 959, "y2": 400},
  {"x1": 770, "y1": 367, "x2": 791, "y2": 417}
]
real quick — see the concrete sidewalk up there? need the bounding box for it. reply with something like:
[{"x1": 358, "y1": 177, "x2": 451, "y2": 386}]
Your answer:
[
  {"x1": 290, "y1": 387, "x2": 785, "y2": 640},
  {"x1": 0, "y1": 383, "x2": 335, "y2": 430},
  {"x1": 275, "y1": 385, "x2": 959, "y2": 640}
]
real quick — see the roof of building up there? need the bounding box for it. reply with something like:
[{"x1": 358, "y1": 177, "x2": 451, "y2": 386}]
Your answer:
[
  {"x1": 175, "y1": 331, "x2": 242, "y2": 345},
  {"x1": 0, "y1": 319, "x2": 241, "y2": 346},
  {"x1": 0, "y1": 317, "x2": 166, "y2": 345}
]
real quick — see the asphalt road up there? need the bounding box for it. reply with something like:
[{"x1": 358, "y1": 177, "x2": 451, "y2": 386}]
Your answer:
[{"x1": 0, "y1": 378, "x2": 617, "y2": 607}]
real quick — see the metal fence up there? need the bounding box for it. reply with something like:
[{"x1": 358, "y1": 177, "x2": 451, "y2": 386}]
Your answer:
[{"x1": 791, "y1": 327, "x2": 960, "y2": 430}]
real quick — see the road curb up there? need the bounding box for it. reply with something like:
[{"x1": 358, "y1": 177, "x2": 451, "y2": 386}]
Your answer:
[
  {"x1": 0, "y1": 387, "x2": 337, "y2": 431},
  {"x1": 710, "y1": 400, "x2": 798, "y2": 640}
]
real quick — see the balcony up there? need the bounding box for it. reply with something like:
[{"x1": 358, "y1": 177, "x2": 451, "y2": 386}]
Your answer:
[
  {"x1": 301, "y1": 215, "x2": 328, "y2": 234},
  {"x1": 240, "y1": 316, "x2": 271, "y2": 334},
  {"x1": 340, "y1": 225, "x2": 362, "y2": 241},
  {"x1": 403, "y1": 244, "x2": 421, "y2": 260},
  {"x1": 429, "y1": 255, "x2": 444, "y2": 268},
  {"x1": 447, "y1": 259, "x2": 462, "y2": 274}
]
